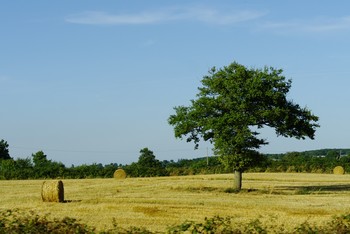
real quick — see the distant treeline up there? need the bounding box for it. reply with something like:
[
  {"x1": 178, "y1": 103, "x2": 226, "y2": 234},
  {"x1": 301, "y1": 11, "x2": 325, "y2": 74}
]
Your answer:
[{"x1": 1, "y1": 148, "x2": 350, "y2": 180}]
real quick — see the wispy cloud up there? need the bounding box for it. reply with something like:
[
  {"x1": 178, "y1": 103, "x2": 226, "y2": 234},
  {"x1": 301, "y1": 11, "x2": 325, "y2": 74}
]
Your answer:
[
  {"x1": 65, "y1": 11, "x2": 166, "y2": 25},
  {"x1": 261, "y1": 16, "x2": 350, "y2": 33},
  {"x1": 185, "y1": 7, "x2": 267, "y2": 25},
  {"x1": 65, "y1": 6, "x2": 266, "y2": 25}
]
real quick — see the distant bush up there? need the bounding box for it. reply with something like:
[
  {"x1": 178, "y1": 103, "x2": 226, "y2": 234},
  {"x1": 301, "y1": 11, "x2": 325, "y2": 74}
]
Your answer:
[{"x1": 2, "y1": 209, "x2": 350, "y2": 233}]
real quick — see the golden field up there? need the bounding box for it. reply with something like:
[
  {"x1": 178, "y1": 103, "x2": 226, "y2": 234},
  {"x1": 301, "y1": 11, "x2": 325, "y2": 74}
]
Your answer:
[{"x1": 1, "y1": 173, "x2": 350, "y2": 232}]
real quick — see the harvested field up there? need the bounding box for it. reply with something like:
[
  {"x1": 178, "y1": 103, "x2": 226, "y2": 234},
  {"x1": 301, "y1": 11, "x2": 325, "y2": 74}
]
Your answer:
[{"x1": 1, "y1": 173, "x2": 350, "y2": 232}]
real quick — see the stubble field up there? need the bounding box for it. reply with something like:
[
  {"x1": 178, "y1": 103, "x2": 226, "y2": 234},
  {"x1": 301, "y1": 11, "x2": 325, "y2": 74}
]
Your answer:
[{"x1": 1, "y1": 173, "x2": 350, "y2": 232}]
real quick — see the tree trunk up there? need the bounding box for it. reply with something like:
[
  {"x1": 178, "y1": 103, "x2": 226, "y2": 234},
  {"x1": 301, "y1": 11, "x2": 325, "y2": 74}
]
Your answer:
[{"x1": 234, "y1": 170, "x2": 242, "y2": 191}]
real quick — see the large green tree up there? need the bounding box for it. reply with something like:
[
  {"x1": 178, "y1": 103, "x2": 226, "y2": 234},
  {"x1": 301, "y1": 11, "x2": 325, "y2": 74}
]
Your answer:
[{"x1": 168, "y1": 62, "x2": 319, "y2": 190}]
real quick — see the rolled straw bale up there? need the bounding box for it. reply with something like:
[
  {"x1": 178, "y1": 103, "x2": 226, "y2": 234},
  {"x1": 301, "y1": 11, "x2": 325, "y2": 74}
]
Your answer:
[
  {"x1": 113, "y1": 168, "x2": 127, "y2": 179},
  {"x1": 333, "y1": 166, "x2": 345, "y2": 175},
  {"x1": 41, "y1": 180, "x2": 64, "y2": 202}
]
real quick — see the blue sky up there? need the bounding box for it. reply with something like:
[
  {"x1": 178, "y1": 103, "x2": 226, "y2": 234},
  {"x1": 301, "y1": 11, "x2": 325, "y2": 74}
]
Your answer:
[{"x1": 1, "y1": 1, "x2": 350, "y2": 166}]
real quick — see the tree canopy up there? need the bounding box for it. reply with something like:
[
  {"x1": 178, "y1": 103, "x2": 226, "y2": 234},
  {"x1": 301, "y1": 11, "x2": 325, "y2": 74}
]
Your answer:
[
  {"x1": 124, "y1": 148, "x2": 167, "y2": 177},
  {"x1": 0, "y1": 139, "x2": 11, "y2": 160},
  {"x1": 168, "y1": 62, "x2": 319, "y2": 189}
]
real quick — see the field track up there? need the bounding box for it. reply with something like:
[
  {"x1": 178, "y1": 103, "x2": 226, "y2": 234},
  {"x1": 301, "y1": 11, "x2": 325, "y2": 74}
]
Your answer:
[{"x1": 1, "y1": 173, "x2": 350, "y2": 232}]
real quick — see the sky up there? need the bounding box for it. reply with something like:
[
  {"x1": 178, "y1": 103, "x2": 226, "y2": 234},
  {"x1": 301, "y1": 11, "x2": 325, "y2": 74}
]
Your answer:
[{"x1": 1, "y1": 1, "x2": 350, "y2": 166}]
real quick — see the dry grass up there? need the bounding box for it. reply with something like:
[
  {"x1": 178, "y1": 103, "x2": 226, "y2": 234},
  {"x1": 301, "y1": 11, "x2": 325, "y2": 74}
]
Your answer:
[{"x1": 1, "y1": 173, "x2": 350, "y2": 232}]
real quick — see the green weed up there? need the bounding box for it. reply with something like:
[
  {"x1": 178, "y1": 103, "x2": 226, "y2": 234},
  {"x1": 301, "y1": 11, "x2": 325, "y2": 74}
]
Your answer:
[{"x1": 2, "y1": 209, "x2": 350, "y2": 233}]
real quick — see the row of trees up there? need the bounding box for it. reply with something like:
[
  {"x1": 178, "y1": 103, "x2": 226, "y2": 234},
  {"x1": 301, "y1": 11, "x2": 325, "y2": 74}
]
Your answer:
[
  {"x1": 0, "y1": 149, "x2": 116, "y2": 179},
  {"x1": 165, "y1": 150, "x2": 350, "y2": 175},
  {"x1": 0, "y1": 140, "x2": 167, "y2": 179},
  {"x1": 267, "y1": 150, "x2": 350, "y2": 173},
  {"x1": 1, "y1": 138, "x2": 350, "y2": 179}
]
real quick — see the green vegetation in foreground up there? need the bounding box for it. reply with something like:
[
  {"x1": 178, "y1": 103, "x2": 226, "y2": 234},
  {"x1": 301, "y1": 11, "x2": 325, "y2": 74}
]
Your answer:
[{"x1": 1, "y1": 209, "x2": 350, "y2": 234}]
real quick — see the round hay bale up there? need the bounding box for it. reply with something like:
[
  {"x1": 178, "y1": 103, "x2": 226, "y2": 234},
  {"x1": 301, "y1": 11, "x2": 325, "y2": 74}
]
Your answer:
[
  {"x1": 114, "y1": 168, "x2": 127, "y2": 179},
  {"x1": 41, "y1": 180, "x2": 64, "y2": 202},
  {"x1": 333, "y1": 166, "x2": 345, "y2": 175}
]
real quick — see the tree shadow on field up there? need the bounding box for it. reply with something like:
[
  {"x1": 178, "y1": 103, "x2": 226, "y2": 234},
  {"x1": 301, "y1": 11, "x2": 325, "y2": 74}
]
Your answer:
[{"x1": 276, "y1": 184, "x2": 350, "y2": 194}]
